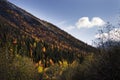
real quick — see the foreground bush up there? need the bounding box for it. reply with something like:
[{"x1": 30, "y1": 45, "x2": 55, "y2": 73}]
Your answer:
[
  {"x1": 58, "y1": 46, "x2": 120, "y2": 80},
  {"x1": 58, "y1": 59, "x2": 92, "y2": 80},
  {"x1": 0, "y1": 49, "x2": 39, "y2": 80},
  {"x1": 90, "y1": 45, "x2": 120, "y2": 80}
]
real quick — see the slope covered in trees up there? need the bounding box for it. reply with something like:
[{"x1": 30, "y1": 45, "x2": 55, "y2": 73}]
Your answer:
[
  {"x1": 0, "y1": 0, "x2": 96, "y2": 54},
  {"x1": 0, "y1": 0, "x2": 96, "y2": 68}
]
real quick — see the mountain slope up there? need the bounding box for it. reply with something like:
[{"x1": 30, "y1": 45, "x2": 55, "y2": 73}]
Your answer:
[{"x1": 0, "y1": 0, "x2": 96, "y2": 63}]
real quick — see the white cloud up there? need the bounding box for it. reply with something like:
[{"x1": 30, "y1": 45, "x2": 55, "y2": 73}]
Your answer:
[
  {"x1": 66, "y1": 26, "x2": 75, "y2": 30},
  {"x1": 56, "y1": 20, "x2": 67, "y2": 26},
  {"x1": 95, "y1": 28, "x2": 120, "y2": 42},
  {"x1": 76, "y1": 17, "x2": 106, "y2": 29},
  {"x1": 55, "y1": 20, "x2": 75, "y2": 31},
  {"x1": 64, "y1": 26, "x2": 75, "y2": 31}
]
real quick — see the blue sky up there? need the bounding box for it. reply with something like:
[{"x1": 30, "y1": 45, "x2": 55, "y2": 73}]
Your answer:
[{"x1": 8, "y1": 0, "x2": 120, "y2": 45}]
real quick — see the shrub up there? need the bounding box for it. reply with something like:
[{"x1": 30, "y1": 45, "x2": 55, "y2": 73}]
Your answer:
[
  {"x1": 58, "y1": 60, "x2": 91, "y2": 80},
  {"x1": 0, "y1": 49, "x2": 39, "y2": 80}
]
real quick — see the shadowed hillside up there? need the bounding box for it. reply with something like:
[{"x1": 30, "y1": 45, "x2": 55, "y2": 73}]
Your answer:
[{"x1": 0, "y1": 0, "x2": 96, "y2": 53}]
